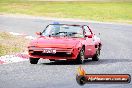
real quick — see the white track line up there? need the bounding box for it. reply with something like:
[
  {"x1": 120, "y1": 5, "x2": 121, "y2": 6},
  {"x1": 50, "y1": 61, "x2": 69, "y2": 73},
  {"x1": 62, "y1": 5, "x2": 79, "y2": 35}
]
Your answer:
[{"x1": 0, "y1": 54, "x2": 29, "y2": 64}]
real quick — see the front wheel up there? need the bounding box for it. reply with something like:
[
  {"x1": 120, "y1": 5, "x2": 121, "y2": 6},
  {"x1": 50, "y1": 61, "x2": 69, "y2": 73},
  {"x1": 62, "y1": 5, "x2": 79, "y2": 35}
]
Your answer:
[
  {"x1": 29, "y1": 58, "x2": 40, "y2": 64},
  {"x1": 76, "y1": 48, "x2": 85, "y2": 64}
]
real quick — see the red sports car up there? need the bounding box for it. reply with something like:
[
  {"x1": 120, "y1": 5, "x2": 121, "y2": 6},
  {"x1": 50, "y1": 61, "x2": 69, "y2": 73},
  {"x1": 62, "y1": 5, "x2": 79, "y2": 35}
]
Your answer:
[{"x1": 28, "y1": 23, "x2": 102, "y2": 64}]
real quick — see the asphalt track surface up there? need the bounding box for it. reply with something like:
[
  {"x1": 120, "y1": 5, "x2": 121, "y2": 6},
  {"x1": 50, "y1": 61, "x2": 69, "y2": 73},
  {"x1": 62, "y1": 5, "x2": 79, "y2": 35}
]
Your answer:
[{"x1": 0, "y1": 15, "x2": 132, "y2": 88}]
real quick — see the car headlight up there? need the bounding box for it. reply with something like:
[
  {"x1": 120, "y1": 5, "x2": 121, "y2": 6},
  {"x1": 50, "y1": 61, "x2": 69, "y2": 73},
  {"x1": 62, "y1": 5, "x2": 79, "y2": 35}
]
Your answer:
[
  {"x1": 28, "y1": 46, "x2": 36, "y2": 48},
  {"x1": 66, "y1": 52, "x2": 72, "y2": 55}
]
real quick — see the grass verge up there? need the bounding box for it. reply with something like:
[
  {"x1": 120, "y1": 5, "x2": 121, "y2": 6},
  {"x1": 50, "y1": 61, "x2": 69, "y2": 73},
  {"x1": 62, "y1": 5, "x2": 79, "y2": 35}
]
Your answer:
[
  {"x1": 0, "y1": 32, "x2": 30, "y2": 56},
  {"x1": 0, "y1": 1, "x2": 132, "y2": 23}
]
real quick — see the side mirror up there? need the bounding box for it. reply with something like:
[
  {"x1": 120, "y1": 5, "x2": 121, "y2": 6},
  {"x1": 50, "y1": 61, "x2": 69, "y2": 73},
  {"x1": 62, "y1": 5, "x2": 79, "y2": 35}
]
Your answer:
[
  {"x1": 85, "y1": 34, "x2": 92, "y2": 38},
  {"x1": 36, "y1": 32, "x2": 42, "y2": 35}
]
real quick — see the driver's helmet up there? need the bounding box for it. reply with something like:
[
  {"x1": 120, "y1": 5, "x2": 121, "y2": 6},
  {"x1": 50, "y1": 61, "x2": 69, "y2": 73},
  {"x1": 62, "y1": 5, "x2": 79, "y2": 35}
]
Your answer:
[{"x1": 53, "y1": 21, "x2": 60, "y2": 24}]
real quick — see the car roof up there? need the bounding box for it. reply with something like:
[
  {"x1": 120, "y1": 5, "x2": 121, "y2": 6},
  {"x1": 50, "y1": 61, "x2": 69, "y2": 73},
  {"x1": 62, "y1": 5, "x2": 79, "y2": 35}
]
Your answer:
[{"x1": 49, "y1": 24, "x2": 84, "y2": 27}]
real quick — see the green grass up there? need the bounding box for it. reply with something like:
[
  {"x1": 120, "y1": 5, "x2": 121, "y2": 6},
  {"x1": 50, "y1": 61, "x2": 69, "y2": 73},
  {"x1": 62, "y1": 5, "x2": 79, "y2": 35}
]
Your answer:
[
  {"x1": 0, "y1": 0, "x2": 132, "y2": 23},
  {"x1": 0, "y1": 32, "x2": 29, "y2": 56}
]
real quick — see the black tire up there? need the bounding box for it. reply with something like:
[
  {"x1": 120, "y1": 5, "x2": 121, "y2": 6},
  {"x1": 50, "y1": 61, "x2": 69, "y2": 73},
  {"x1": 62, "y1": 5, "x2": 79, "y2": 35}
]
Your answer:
[
  {"x1": 76, "y1": 48, "x2": 85, "y2": 64},
  {"x1": 29, "y1": 58, "x2": 40, "y2": 64},
  {"x1": 92, "y1": 48, "x2": 100, "y2": 61}
]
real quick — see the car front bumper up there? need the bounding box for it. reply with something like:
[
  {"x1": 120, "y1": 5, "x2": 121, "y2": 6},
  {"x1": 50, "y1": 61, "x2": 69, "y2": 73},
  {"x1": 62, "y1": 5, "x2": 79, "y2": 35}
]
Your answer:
[{"x1": 28, "y1": 47, "x2": 79, "y2": 60}]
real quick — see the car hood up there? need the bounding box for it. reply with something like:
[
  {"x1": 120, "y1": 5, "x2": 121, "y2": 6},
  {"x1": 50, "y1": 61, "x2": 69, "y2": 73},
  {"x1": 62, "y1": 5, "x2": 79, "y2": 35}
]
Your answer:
[{"x1": 33, "y1": 37, "x2": 82, "y2": 48}]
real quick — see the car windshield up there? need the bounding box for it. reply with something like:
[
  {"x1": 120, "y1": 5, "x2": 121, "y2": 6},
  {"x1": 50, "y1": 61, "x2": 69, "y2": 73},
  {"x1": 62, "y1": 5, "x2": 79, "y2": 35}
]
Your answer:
[{"x1": 42, "y1": 24, "x2": 84, "y2": 38}]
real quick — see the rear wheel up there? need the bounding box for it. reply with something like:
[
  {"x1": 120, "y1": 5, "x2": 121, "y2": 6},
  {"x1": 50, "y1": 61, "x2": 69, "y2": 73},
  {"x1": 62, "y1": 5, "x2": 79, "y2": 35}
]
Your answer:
[
  {"x1": 29, "y1": 58, "x2": 40, "y2": 64},
  {"x1": 76, "y1": 48, "x2": 85, "y2": 64},
  {"x1": 92, "y1": 48, "x2": 100, "y2": 61}
]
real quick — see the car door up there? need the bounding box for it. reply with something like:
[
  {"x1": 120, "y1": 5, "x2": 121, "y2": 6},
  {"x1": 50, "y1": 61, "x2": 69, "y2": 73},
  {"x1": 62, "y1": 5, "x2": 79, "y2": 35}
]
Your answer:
[{"x1": 83, "y1": 25, "x2": 96, "y2": 58}]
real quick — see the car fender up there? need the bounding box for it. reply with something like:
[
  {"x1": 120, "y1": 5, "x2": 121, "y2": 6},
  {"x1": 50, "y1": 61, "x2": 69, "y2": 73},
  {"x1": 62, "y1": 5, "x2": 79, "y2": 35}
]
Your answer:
[{"x1": 72, "y1": 41, "x2": 84, "y2": 58}]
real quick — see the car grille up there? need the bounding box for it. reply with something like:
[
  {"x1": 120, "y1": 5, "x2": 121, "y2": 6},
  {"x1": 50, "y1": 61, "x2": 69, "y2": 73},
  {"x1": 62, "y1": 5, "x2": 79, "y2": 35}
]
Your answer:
[
  {"x1": 29, "y1": 48, "x2": 73, "y2": 57},
  {"x1": 31, "y1": 51, "x2": 72, "y2": 57}
]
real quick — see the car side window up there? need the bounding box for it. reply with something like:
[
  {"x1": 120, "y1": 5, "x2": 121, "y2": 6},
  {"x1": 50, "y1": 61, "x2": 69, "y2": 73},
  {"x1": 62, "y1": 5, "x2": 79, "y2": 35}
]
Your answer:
[{"x1": 83, "y1": 26, "x2": 91, "y2": 35}]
